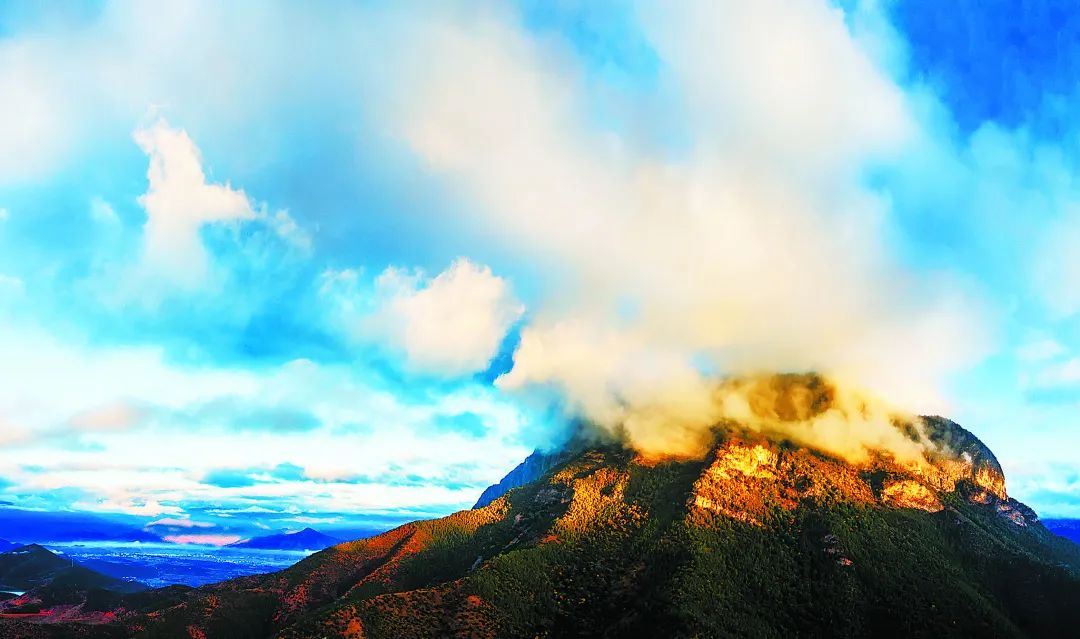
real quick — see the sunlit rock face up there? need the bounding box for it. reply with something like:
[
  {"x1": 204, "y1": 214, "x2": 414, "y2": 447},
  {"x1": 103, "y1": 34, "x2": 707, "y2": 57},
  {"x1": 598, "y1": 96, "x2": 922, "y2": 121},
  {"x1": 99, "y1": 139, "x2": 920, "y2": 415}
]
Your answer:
[
  {"x1": 919, "y1": 415, "x2": 1007, "y2": 500},
  {"x1": 880, "y1": 480, "x2": 942, "y2": 513},
  {"x1": 684, "y1": 432, "x2": 1022, "y2": 526}
]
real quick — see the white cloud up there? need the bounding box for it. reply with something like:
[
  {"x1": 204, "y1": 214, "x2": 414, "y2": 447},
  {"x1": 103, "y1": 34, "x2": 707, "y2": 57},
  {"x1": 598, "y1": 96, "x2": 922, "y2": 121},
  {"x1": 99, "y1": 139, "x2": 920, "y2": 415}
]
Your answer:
[
  {"x1": 1029, "y1": 358, "x2": 1080, "y2": 390},
  {"x1": 266, "y1": 209, "x2": 312, "y2": 251},
  {"x1": 68, "y1": 401, "x2": 147, "y2": 433},
  {"x1": 134, "y1": 118, "x2": 255, "y2": 285},
  {"x1": 146, "y1": 517, "x2": 214, "y2": 529},
  {"x1": 363, "y1": 258, "x2": 524, "y2": 376},
  {"x1": 0, "y1": 327, "x2": 536, "y2": 516},
  {"x1": 1035, "y1": 206, "x2": 1080, "y2": 318},
  {"x1": 382, "y1": 0, "x2": 989, "y2": 451},
  {"x1": 73, "y1": 498, "x2": 182, "y2": 518}
]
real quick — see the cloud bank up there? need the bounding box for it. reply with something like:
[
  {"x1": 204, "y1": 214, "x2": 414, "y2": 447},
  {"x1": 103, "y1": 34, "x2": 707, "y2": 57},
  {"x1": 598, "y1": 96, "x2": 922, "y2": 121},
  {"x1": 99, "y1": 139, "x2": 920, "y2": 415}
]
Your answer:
[
  {"x1": 376, "y1": 1, "x2": 989, "y2": 456},
  {"x1": 3, "y1": 0, "x2": 1080, "y2": 517}
]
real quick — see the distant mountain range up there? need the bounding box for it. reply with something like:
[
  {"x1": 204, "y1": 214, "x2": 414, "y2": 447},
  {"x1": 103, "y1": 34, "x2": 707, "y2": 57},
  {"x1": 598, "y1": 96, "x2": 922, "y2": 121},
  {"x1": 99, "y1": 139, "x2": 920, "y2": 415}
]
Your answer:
[
  {"x1": 1045, "y1": 519, "x2": 1080, "y2": 545},
  {"x1": 0, "y1": 540, "x2": 17, "y2": 554},
  {"x1": 0, "y1": 508, "x2": 160, "y2": 544},
  {"x1": 227, "y1": 527, "x2": 338, "y2": 551}
]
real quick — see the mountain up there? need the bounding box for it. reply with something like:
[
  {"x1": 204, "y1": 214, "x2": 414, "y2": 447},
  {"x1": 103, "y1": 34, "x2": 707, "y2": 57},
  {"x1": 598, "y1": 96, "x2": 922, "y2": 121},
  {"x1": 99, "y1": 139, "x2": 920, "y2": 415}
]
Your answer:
[
  {"x1": 1045, "y1": 519, "x2": 1080, "y2": 544},
  {"x1": 0, "y1": 544, "x2": 145, "y2": 594},
  {"x1": 0, "y1": 540, "x2": 17, "y2": 553},
  {"x1": 227, "y1": 527, "x2": 339, "y2": 551},
  {"x1": 474, "y1": 449, "x2": 570, "y2": 508},
  {"x1": 8, "y1": 376, "x2": 1080, "y2": 637}
]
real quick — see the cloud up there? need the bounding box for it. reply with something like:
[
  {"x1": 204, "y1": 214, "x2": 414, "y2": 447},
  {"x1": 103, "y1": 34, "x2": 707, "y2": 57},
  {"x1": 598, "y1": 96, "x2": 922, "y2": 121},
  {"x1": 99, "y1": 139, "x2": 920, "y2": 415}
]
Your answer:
[
  {"x1": 1027, "y1": 358, "x2": 1080, "y2": 391},
  {"x1": 178, "y1": 399, "x2": 323, "y2": 434},
  {"x1": 5, "y1": 0, "x2": 1074, "y2": 515},
  {"x1": 79, "y1": 498, "x2": 182, "y2": 517},
  {"x1": 1034, "y1": 210, "x2": 1080, "y2": 318},
  {"x1": 361, "y1": 258, "x2": 524, "y2": 376},
  {"x1": 146, "y1": 517, "x2": 214, "y2": 529},
  {"x1": 67, "y1": 401, "x2": 147, "y2": 433},
  {"x1": 134, "y1": 117, "x2": 255, "y2": 285},
  {"x1": 162, "y1": 533, "x2": 241, "y2": 546},
  {"x1": 379, "y1": 0, "x2": 989, "y2": 456}
]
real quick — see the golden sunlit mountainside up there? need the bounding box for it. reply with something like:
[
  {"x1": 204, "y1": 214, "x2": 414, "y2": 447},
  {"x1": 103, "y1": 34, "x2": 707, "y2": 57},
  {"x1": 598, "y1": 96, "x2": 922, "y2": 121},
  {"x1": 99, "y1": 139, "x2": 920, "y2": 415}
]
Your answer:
[{"x1": 4, "y1": 375, "x2": 1079, "y2": 638}]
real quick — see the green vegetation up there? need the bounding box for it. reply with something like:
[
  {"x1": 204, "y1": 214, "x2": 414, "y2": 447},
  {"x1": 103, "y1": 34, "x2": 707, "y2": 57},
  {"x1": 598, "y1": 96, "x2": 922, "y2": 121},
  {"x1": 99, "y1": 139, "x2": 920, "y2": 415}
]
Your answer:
[{"x1": 8, "y1": 428, "x2": 1080, "y2": 638}]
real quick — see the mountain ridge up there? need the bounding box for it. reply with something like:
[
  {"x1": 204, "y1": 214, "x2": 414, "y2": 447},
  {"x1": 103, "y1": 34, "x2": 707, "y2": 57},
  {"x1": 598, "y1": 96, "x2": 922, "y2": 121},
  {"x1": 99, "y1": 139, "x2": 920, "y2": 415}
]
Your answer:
[
  {"x1": 15, "y1": 414, "x2": 1076, "y2": 637},
  {"x1": 227, "y1": 527, "x2": 339, "y2": 551},
  {"x1": 4, "y1": 374, "x2": 1080, "y2": 637}
]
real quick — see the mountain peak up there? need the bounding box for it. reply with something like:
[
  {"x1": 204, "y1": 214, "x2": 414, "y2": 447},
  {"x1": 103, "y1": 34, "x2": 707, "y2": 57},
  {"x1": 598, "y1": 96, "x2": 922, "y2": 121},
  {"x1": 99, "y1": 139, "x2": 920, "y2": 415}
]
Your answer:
[
  {"x1": 112, "y1": 416, "x2": 1080, "y2": 638},
  {"x1": 227, "y1": 527, "x2": 338, "y2": 551}
]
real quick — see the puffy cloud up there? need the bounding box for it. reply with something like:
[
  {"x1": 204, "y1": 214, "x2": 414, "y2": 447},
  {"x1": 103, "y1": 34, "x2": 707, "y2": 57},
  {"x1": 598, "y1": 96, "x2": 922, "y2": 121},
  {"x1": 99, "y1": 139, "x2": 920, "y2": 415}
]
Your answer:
[
  {"x1": 134, "y1": 118, "x2": 255, "y2": 284},
  {"x1": 77, "y1": 498, "x2": 182, "y2": 518},
  {"x1": 386, "y1": 0, "x2": 989, "y2": 455},
  {"x1": 362, "y1": 259, "x2": 524, "y2": 376}
]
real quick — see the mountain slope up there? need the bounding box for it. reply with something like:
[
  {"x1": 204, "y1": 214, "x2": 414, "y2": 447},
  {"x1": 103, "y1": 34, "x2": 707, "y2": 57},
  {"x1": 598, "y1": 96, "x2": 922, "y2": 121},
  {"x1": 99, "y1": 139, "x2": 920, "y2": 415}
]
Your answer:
[
  {"x1": 0, "y1": 545, "x2": 145, "y2": 594},
  {"x1": 227, "y1": 528, "x2": 339, "y2": 551},
  {"x1": 473, "y1": 449, "x2": 570, "y2": 508},
  {"x1": 66, "y1": 418, "x2": 1078, "y2": 638},
  {"x1": 8, "y1": 373, "x2": 1080, "y2": 638}
]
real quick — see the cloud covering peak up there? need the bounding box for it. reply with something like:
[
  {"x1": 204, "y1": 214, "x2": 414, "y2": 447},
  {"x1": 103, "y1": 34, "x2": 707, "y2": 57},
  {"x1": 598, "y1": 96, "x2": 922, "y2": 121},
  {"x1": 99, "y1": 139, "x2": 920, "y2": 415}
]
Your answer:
[
  {"x1": 1, "y1": 0, "x2": 1079, "y2": 520},
  {"x1": 383, "y1": 0, "x2": 988, "y2": 449}
]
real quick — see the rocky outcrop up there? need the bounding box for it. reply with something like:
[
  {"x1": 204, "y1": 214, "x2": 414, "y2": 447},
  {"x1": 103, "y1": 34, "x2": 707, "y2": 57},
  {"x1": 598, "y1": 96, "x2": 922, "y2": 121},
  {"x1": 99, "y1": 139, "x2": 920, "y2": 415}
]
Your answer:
[
  {"x1": 880, "y1": 480, "x2": 942, "y2": 512},
  {"x1": 920, "y1": 415, "x2": 1007, "y2": 499}
]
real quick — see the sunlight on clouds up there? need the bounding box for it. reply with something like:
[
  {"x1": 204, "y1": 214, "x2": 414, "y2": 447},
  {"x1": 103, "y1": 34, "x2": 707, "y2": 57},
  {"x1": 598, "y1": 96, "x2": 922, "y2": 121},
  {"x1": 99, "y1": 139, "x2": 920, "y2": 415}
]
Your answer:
[{"x1": 388, "y1": 0, "x2": 989, "y2": 453}]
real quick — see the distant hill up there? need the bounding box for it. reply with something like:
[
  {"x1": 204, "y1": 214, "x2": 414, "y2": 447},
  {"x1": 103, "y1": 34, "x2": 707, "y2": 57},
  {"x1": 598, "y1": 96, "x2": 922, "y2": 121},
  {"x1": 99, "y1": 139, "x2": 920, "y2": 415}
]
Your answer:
[
  {"x1": 0, "y1": 544, "x2": 144, "y2": 594},
  {"x1": 1045, "y1": 519, "x2": 1080, "y2": 544},
  {"x1": 227, "y1": 527, "x2": 338, "y2": 551}
]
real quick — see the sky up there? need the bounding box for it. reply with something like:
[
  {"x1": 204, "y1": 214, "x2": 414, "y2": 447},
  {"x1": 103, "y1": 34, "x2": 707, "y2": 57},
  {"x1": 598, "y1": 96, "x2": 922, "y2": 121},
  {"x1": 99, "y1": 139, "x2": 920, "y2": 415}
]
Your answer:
[{"x1": 3, "y1": 0, "x2": 1080, "y2": 542}]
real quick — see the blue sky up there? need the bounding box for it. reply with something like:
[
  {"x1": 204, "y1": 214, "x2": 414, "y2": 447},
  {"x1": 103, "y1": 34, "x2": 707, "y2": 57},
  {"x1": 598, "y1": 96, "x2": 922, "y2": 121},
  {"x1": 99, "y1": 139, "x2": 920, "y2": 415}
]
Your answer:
[{"x1": 2, "y1": 0, "x2": 1080, "y2": 542}]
